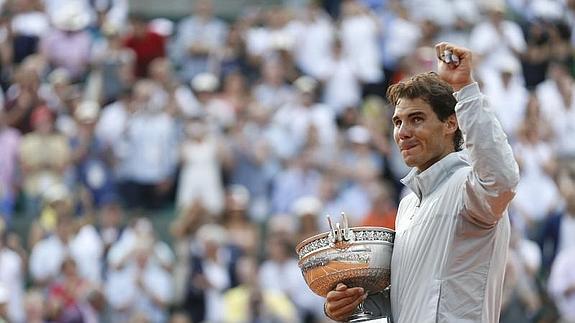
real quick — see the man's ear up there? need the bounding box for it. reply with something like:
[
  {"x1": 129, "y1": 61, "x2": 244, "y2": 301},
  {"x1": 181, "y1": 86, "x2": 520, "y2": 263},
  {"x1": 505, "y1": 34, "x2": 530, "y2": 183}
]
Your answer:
[{"x1": 444, "y1": 114, "x2": 458, "y2": 135}]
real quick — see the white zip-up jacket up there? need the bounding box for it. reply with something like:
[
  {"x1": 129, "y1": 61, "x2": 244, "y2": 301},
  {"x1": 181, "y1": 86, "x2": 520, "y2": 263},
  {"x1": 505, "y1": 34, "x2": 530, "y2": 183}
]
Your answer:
[{"x1": 388, "y1": 82, "x2": 520, "y2": 323}]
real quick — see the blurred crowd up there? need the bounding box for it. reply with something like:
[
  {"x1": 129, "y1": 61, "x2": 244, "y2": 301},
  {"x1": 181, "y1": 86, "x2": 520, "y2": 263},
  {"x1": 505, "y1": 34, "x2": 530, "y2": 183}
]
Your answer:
[{"x1": 0, "y1": 0, "x2": 574, "y2": 322}]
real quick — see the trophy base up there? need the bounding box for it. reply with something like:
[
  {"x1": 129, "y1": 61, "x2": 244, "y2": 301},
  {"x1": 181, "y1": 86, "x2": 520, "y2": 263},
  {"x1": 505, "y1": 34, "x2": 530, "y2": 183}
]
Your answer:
[{"x1": 348, "y1": 316, "x2": 392, "y2": 323}]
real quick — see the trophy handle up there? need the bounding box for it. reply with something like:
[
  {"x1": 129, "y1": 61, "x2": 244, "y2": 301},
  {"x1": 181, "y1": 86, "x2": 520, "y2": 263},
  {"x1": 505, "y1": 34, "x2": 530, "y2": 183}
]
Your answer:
[{"x1": 327, "y1": 213, "x2": 356, "y2": 248}]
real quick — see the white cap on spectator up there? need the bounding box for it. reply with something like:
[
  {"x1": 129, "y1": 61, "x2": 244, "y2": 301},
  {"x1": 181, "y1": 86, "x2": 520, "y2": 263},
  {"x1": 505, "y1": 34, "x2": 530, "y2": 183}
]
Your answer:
[
  {"x1": 530, "y1": 0, "x2": 563, "y2": 21},
  {"x1": 482, "y1": 0, "x2": 506, "y2": 13},
  {"x1": 43, "y1": 183, "x2": 71, "y2": 204},
  {"x1": 75, "y1": 101, "x2": 100, "y2": 123},
  {"x1": 496, "y1": 55, "x2": 521, "y2": 74},
  {"x1": 48, "y1": 68, "x2": 71, "y2": 85},
  {"x1": 292, "y1": 196, "x2": 322, "y2": 217},
  {"x1": 270, "y1": 33, "x2": 293, "y2": 51},
  {"x1": 293, "y1": 76, "x2": 318, "y2": 94},
  {"x1": 268, "y1": 215, "x2": 296, "y2": 235},
  {"x1": 196, "y1": 223, "x2": 228, "y2": 246},
  {"x1": 52, "y1": 3, "x2": 91, "y2": 32},
  {"x1": 191, "y1": 73, "x2": 219, "y2": 92},
  {"x1": 149, "y1": 18, "x2": 174, "y2": 37},
  {"x1": 227, "y1": 184, "x2": 250, "y2": 210},
  {"x1": 453, "y1": 0, "x2": 480, "y2": 23},
  {"x1": 347, "y1": 125, "x2": 371, "y2": 145}
]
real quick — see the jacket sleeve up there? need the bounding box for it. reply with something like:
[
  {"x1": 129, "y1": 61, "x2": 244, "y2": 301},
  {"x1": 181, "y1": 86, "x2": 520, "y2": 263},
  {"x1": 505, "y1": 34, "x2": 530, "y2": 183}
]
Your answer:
[
  {"x1": 363, "y1": 288, "x2": 392, "y2": 319},
  {"x1": 454, "y1": 83, "x2": 520, "y2": 228}
]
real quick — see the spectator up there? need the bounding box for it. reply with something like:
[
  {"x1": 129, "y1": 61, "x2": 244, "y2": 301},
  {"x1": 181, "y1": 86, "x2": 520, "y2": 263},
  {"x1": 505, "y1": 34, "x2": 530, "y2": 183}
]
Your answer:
[
  {"x1": 70, "y1": 100, "x2": 116, "y2": 208},
  {"x1": 259, "y1": 236, "x2": 325, "y2": 322},
  {"x1": 360, "y1": 181, "x2": 397, "y2": 230},
  {"x1": 105, "y1": 232, "x2": 173, "y2": 323},
  {"x1": 321, "y1": 37, "x2": 362, "y2": 115},
  {"x1": 339, "y1": 0, "x2": 383, "y2": 91},
  {"x1": 172, "y1": 0, "x2": 228, "y2": 83},
  {"x1": 521, "y1": 21, "x2": 553, "y2": 90},
  {"x1": 535, "y1": 62, "x2": 575, "y2": 157},
  {"x1": 94, "y1": 196, "x2": 128, "y2": 279},
  {"x1": 292, "y1": 195, "x2": 323, "y2": 244},
  {"x1": 4, "y1": 64, "x2": 43, "y2": 134},
  {"x1": 123, "y1": 14, "x2": 166, "y2": 78},
  {"x1": 271, "y1": 153, "x2": 322, "y2": 214},
  {"x1": 45, "y1": 257, "x2": 96, "y2": 322},
  {"x1": 176, "y1": 116, "x2": 227, "y2": 215},
  {"x1": 107, "y1": 217, "x2": 175, "y2": 274},
  {"x1": 482, "y1": 56, "x2": 528, "y2": 142},
  {"x1": 9, "y1": 0, "x2": 49, "y2": 64},
  {"x1": 500, "y1": 229, "x2": 542, "y2": 322},
  {"x1": 222, "y1": 255, "x2": 300, "y2": 323},
  {"x1": 293, "y1": 1, "x2": 335, "y2": 80},
  {"x1": 216, "y1": 22, "x2": 257, "y2": 81},
  {"x1": 0, "y1": 227, "x2": 25, "y2": 323},
  {"x1": 548, "y1": 245, "x2": 575, "y2": 323},
  {"x1": 252, "y1": 57, "x2": 296, "y2": 112},
  {"x1": 0, "y1": 284, "x2": 8, "y2": 322},
  {"x1": 220, "y1": 185, "x2": 260, "y2": 256},
  {"x1": 184, "y1": 223, "x2": 233, "y2": 323},
  {"x1": 115, "y1": 80, "x2": 178, "y2": 210},
  {"x1": 228, "y1": 107, "x2": 276, "y2": 221},
  {"x1": 19, "y1": 106, "x2": 70, "y2": 217},
  {"x1": 469, "y1": 2, "x2": 526, "y2": 81},
  {"x1": 274, "y1": 76, "x2": 338, "y2": 154},
  {"x1": 40, "y1": 2, "x2": 93, "y2": 81},
  {"x1": 538, "y1": 160, "x2": 575, "y2": 269},
  {"x1": 512, "y1": 102, "x2": 560, "y2": 239},
  {"x1": 91, "y1": 23, "x2": 136, "y2": 105},
  {"x1": 22, "y1": 289, "x2": 44, "y2": 323},
  {"x1": 148, "y1": 57, "x2": 196, "y2": 118},
  {"x1": 170, "y1": 201, "x2": 209, "y2": 306},
  {"x1": 0, "y1": 105, "x2": 21, "y2": 226}
]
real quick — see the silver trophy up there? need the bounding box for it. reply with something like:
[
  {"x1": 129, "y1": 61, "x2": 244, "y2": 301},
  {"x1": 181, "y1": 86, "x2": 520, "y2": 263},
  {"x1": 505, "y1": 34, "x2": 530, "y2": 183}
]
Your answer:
[{"x1": 295, "y1": 213, "x2": 394, "y2": 322}]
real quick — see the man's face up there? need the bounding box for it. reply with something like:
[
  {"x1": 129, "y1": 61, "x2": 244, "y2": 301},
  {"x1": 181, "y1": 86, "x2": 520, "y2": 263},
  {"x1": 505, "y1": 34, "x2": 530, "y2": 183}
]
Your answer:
[{"x1": 392, "y1": 98, "x2": 456, "y2": 171}]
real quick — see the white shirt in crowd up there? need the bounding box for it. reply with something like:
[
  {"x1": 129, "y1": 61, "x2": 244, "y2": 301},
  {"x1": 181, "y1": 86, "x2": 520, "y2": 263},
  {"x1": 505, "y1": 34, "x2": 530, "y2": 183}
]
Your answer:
[
  {"x1": 107, "y1": 230, "x2": 175, "y2": 271},
  {"x1": 245, "y1": 20, "x2": 299, "y2": 59},
  {"x1": 512, "y1": 141, "x2": 560, "y2": 223},
  {"x1": 29, "y1": 226, "x2": 103, "y2": 286},
  {"x1": 42, "y1": 0, "x2": 128, "y2": 30},
  {"x1": 321, "y1": 53, "x2": 362, "y2": 115},
  {"x1": 105, "y1": 258, "x2": 173, "y2": 323},
  {"x1": 381, "y1": 14, "x2": 421, "y2": 69},
  {"x1": 293, "y1": 11, "x2": 335, "y2": 80},
  {"x1": 0, "y1": 247, "x2": 25, "y2": 323},
  {"x1": 117, "y1": 110, "x2": 178, "y2": 184},
  {"x1": 259, "y1": 258, "x2": 325, "y2": 319},
  {"x1": 176, "y1": 136, "x2": 225, "y2": 215},
  {"x1": 469, "y1": 18, "x2": 526, "y2": 81},
  {"x1": 340, "y1": 13, "x2": 383, "y2": 83},
  {"x1": 274, "y1": 101, "x2": 338, "y2": 153},
  {"x1": 202, "y1": 258, "x2": 231, "y2": 322},
  {"x1": 559, "y1": 214, "x2": 575, "y2": 253},
  {"x1": 536, "y1": 78, "x2": 575, "y2": 156},
  {"x1": 482, "y1": 72, "x2": 528, "y2": 141},
  {"x1": 11, "y1": 10, "x2": 49, "y2": 37},
  {"x1": 548, "y1": 246, "x2": 575, "y2": 322}
]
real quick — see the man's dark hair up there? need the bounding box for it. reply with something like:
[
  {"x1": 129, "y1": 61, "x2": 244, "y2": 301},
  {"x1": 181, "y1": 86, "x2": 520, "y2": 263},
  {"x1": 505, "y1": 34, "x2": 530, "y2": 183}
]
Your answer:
[{"x1": 386, "y1": 72, "x2": 463, "y2": 151}]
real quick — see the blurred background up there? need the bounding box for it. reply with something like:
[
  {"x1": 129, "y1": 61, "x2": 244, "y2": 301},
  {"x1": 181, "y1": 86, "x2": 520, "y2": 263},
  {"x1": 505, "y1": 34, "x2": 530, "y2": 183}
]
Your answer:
[{"x1": 0, "y1": 0, "x2": 574, "y2": 322}]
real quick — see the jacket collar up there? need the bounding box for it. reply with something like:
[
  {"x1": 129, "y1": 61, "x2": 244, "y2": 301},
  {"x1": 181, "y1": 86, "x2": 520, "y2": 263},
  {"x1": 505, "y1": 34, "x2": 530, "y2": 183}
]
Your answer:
[{"x1": 401, "y1": 150, "x2": 470, "y2": 202}]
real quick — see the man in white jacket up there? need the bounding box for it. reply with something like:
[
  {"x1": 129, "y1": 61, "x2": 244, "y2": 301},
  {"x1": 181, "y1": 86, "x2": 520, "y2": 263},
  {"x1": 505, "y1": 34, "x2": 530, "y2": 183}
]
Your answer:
[{"x1": 324, "y1": 42, "x2": 520, "y2": 322}]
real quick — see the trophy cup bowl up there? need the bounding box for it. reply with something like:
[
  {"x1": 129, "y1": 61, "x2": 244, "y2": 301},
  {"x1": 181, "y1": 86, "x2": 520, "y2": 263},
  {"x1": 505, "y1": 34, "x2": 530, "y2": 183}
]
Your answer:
[{"x1": 296, "y1": 214, "x2": 395, "y2": 322}]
